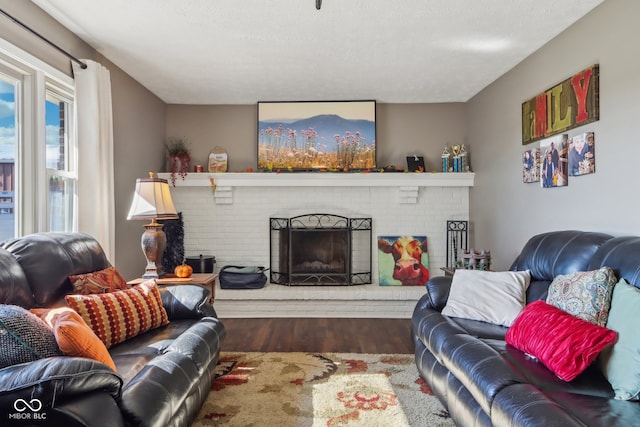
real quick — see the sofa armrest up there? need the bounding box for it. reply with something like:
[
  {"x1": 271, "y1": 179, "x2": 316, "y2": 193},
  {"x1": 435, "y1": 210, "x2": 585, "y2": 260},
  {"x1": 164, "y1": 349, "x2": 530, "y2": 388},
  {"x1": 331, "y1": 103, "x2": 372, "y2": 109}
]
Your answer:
[
  {"x1": 43, "y1": 391, "x2": 127, "y2": 427},
  {"x1": 159, "y1": 284, "x2": 217, "y2": 319},
  {"x1": 0, "y1": 356, "x2": 122, "y2": 417},
  {"x1": 416, "y1": 276, "x2": 452, "y2": 312}
]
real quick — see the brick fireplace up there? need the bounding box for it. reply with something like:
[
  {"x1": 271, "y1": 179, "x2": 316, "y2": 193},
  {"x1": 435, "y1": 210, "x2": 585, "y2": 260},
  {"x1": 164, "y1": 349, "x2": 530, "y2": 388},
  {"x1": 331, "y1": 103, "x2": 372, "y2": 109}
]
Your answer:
[{"x1": 161, "y1": 172, "x2": 473, "y2": 318}]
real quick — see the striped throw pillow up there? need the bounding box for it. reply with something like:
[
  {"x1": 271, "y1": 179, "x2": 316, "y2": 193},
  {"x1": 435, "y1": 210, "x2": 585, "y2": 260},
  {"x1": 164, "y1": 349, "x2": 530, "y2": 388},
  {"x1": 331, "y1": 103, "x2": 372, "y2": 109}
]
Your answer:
[{"x1": 65, "y1": 280, "x2": 169, "y2": 348}]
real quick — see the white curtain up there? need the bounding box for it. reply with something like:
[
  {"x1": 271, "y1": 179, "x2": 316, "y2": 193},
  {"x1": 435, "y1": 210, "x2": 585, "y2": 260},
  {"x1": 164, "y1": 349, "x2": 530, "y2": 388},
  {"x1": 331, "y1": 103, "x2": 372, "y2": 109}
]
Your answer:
[{"x1": 72, "y1": 60, "x2": 116, "y2": 264}]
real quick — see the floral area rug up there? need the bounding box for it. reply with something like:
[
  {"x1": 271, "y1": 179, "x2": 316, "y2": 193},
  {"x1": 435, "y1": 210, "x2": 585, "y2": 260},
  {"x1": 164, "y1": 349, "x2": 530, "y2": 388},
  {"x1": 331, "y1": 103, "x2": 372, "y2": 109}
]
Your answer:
[{"x1": 192, "y1": 352, "x2": 454, "y2": 427}]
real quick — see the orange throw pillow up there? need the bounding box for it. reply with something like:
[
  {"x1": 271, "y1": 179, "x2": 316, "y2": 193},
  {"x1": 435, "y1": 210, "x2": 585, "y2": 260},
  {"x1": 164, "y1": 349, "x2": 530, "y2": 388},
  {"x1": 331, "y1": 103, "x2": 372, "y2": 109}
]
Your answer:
[
  {"x1": 68, "y1": 266, "x2": 130, "y2": 295},
  {"x1": 30, "y1": 307, "x2": 116, "y2": 371},
  {"x1": 65, "y1": 280, "x2": 169, "y2": 348}
]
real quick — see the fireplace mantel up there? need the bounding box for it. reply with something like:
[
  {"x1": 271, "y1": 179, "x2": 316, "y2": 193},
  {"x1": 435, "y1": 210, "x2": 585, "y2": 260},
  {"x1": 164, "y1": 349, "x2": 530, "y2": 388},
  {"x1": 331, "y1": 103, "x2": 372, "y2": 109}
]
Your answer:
[
  {"x1": 159, "y1": 171, "x2": 474, "y2": 204},
  {"x1": 159, "y1": 172, "x2": 474, "y2": 187}
]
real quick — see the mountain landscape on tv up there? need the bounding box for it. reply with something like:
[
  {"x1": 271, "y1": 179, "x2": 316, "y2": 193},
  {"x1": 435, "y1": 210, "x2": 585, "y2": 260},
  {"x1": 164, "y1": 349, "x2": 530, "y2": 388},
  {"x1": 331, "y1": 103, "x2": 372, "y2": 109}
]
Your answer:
[{"x1": 258, "y1": 114, "x2": 376, "y2": 170}]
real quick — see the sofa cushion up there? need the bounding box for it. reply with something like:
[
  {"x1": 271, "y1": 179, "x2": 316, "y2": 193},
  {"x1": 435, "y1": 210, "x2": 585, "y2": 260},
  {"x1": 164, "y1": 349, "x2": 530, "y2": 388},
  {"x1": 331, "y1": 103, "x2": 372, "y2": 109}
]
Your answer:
[
  {"x1": 506, "y1": 300, "x2": 617, "y2": 381},
  {"x1": 543, "y1": 389, "x2": 640, "y2": 426},
  {"x1": 546, "y1": 266, "x2": 617, "y2": 326},
  {"x1": 440, "y1": 333, "x2": 528, "y2": 416},
  {"x1": 587, "y1": 236, "x2": 640, "y2": 286},
  {"x1": 509, "y1": 230, "x2": 613, "y2": 282},
  {"x1": 30, "y1": 307, "x2": 116, "y2": 371},
  {"x1": 1, "y1": 232, "x2": 111, "y2": 307},
  {"x1": 442, "y1": 270, "x2": 530, "y2": 327},
  {"x1": 599, "y1": 279, "x2": 640, "y2": 400},
  {"x1": 492, "y1": 384, "x2": 591, "y2": 427},
  {"x1": 492, "y1": 338, "x2": 613, "y2": 398},
  {"x1": 121, "y1": 350, "x2": 201, "y2": 427},
  {"x1": 65, "y1": 280, "x2": 169, "y2": 348},
  {"x1": 0, "y1": 304, "x2": 62, "y2": 368},
  {"x1": 0, "y1": 249, "x2": 35, "y2": 307},
  {"x1": 69, "y1": 266, "x2": 130, "y2": 295}
]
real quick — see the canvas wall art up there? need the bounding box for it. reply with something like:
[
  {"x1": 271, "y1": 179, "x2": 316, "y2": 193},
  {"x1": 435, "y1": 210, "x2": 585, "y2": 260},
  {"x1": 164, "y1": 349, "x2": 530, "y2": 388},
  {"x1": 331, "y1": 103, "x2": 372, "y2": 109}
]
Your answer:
[
  {"x1": 523, "y1": 148, "x2": 540, "y2": 183},
  {"x1": 568, "y1": 132, "x2": 595, "y2": 176},
  {"x1": 377, "y1": 235, "x2": 429, "y2": 286},
  {"x1": 539, "y1": 134, "x2": 568, "y2": 188},
  {"x1": 257, "y1": 100, "x2": 376, "y2": 171}
]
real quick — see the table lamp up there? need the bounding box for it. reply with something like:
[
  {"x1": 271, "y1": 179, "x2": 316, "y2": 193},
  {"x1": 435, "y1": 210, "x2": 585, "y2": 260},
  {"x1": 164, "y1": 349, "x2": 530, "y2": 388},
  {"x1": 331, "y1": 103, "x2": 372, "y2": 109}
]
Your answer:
[{"x1": 127, "y1": 172, "x2": 179, "y2": 278}]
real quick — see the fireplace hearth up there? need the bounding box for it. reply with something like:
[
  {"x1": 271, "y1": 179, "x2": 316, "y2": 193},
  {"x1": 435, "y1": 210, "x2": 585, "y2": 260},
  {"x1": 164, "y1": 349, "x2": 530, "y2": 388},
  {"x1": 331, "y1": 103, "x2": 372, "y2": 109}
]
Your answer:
[{"x1": 270, "y1": 213, "x2": 372, "y2": 286}]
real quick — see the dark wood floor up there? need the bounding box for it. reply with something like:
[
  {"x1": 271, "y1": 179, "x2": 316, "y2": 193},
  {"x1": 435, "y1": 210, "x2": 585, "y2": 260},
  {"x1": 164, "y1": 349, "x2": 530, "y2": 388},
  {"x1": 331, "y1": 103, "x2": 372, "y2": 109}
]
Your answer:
[{"x1": 219, "y1": 318, "x2": 414, "y2": 354}]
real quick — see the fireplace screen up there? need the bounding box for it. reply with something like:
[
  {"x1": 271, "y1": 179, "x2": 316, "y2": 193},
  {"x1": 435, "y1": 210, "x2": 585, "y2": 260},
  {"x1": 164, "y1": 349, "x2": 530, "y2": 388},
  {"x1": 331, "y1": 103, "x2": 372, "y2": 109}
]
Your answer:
[{"x1": 270, "y1": 213, "x2": 372, "y2": 286}]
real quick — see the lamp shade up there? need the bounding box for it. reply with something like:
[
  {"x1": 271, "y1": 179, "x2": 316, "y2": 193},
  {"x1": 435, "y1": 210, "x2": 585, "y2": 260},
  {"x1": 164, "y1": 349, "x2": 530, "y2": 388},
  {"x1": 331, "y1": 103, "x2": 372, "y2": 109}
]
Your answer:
[{"x1": 127, "y1": 174, "x2": 178, "y2": 221}]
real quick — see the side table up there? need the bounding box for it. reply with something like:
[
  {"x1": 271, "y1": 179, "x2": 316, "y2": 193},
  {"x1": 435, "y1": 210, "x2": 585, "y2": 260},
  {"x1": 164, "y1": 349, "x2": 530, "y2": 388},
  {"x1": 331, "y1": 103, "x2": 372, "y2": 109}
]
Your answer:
[{"x1": 128, "y1": 273, "x2": 218, "y2": 304}]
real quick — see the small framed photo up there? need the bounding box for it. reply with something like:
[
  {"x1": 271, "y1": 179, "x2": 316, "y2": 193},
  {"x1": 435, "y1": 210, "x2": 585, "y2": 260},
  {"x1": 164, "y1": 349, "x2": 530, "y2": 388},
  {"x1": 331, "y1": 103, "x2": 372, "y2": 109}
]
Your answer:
[{"x1": 406, "y1": 155, "x2": 425, "y2": 172}]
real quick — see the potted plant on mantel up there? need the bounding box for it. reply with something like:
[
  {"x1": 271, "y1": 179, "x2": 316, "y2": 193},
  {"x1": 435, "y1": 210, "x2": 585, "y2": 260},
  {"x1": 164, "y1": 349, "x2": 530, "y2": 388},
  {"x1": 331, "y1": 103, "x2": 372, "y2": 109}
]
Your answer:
[{"x1": 165, "y1": 137, "x2": 191, "y2": 186}]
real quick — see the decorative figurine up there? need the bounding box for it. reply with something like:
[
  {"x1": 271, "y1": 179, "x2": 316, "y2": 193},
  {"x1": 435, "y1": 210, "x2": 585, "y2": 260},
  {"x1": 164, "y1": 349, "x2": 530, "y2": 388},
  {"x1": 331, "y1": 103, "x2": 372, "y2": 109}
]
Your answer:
[{"x1": 457, "y1": 249, "x2": 491, "y2": 271}]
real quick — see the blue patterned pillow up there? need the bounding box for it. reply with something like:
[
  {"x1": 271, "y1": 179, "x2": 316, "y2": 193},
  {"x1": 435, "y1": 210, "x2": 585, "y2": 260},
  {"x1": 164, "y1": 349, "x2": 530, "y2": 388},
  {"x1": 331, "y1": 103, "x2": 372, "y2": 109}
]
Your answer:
[
  {"x1": 546, "y1": 266, "x2": 617, "y2": 326},
  {"x1": 0, "y1": 304, "x2": 61, "y2": 368}
]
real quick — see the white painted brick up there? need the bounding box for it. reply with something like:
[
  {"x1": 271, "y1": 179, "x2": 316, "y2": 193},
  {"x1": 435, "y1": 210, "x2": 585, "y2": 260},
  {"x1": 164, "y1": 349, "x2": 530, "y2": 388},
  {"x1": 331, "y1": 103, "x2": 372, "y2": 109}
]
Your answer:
[{"x1": 171, "y1": 184, "x2": 467, "y2": 317}]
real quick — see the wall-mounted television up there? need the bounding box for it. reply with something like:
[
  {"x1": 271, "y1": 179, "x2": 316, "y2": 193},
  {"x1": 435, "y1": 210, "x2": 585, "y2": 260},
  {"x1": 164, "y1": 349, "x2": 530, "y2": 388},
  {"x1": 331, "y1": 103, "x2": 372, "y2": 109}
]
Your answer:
[{"x1": 257, "y1": 100, "x2": 376, "y2": 171}]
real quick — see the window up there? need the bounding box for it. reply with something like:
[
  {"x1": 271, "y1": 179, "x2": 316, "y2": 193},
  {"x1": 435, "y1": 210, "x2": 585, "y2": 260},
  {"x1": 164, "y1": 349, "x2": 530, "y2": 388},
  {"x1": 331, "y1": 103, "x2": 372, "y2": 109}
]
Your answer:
[
  {"x1": 0, "y1": 39, "x2": 76, "y2": 239},
  {"x1": 46, "y1": 87, "x2": 76, "y2": 232},
  {"x1": 0, "y1": 73, "x2": 17, "y2": 241}
]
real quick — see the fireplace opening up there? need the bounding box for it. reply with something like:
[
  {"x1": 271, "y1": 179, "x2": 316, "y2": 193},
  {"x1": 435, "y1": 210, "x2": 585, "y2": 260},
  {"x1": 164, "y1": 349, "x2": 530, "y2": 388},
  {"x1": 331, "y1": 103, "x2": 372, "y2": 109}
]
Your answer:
[
  {"x1": 270, "y1": 213, "x2": 372, "y2": 286},
  {"x1": 290, "y1": 229, "x2": 348, "y2": 273}
]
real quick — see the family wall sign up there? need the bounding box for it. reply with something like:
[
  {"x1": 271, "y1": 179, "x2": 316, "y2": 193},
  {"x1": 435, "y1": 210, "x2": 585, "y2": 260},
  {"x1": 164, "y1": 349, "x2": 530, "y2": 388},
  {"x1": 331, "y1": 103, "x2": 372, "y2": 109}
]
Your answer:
[{"x1": 521, "y1": 64, "x2": 599, "y2": 145}]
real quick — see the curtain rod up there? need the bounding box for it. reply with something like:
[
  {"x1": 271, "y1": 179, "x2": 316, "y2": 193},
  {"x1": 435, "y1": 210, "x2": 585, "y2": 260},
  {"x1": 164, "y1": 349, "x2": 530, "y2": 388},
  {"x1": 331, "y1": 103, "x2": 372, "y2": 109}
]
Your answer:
[{"x1": 0, "y1": 8, "x2": 87, "y2": 69}]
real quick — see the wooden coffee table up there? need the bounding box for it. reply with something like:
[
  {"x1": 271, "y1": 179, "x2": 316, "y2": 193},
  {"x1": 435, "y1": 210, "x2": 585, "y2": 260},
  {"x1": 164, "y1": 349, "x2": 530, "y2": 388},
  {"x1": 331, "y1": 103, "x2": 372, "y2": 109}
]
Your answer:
[{"x1": 128, "y1": 273, "x2": 218, "y2": 303}]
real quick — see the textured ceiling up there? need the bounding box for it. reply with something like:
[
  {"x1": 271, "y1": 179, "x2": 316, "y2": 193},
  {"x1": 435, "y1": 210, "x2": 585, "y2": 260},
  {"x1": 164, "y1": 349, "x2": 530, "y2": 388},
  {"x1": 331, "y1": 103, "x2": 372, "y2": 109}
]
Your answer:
[{"x1": 32, "y1": 0, "x2": 604, "y2": 104}]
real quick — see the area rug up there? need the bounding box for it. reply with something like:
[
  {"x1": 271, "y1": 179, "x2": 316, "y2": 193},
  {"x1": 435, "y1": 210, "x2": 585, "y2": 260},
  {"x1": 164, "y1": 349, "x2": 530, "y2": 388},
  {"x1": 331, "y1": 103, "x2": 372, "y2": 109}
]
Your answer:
[{"x1": 192, "y1": 352, "x2": 454, "y2": 427}]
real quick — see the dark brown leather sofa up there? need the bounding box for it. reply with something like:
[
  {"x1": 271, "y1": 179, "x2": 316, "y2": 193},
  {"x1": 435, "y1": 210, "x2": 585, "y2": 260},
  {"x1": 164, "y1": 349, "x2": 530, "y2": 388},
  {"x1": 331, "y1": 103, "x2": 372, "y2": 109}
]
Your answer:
[
  {"x1": 0, "y1": 232, "x2": 225, "y2": 427},
  {"x1": 412, "y1": 230, "x2": 640, "y2": 426}
]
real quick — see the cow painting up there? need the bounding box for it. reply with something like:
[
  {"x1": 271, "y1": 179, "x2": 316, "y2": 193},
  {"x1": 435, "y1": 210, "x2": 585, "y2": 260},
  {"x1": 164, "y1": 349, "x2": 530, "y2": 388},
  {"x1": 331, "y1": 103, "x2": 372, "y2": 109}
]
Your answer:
[{"x1": 378, "y1": 235, "x2": 429, "y2": 286}]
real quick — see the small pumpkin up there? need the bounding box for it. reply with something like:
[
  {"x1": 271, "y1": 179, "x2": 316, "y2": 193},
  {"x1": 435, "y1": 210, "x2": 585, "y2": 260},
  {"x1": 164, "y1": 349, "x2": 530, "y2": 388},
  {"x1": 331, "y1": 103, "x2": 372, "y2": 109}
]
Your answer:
[{"x1": 174, "y1": 264, "x2": 193, "y2": 278}]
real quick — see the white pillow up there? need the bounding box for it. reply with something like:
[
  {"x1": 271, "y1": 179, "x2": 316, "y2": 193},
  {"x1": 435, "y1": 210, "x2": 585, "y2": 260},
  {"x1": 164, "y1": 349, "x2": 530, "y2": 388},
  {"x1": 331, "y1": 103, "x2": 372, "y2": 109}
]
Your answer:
[{"x1": 441, "y1": 270, "x2": 531, "y2": 327}]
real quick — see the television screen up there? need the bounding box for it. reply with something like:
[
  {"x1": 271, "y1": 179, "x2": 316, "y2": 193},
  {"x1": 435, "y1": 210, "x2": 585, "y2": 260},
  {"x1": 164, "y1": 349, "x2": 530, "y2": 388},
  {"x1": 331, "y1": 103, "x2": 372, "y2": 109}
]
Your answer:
[{"x1": 257, "y1": 100, "x2": 376, "y2": 171}]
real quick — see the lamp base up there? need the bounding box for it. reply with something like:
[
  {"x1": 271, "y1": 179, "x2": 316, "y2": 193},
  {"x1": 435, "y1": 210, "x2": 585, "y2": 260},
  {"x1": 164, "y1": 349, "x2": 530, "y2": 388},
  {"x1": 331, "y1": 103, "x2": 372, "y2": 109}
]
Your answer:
[{"x1": 140, "y1": 219, "x2": 167, "y2": 279}]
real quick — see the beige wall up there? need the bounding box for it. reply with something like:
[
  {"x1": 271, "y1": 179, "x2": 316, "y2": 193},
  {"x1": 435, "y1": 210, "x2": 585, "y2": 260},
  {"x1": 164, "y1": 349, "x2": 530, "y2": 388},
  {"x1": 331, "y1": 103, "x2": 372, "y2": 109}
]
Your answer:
[
  {"x1": 109, "y1": 60, "x2": 166, "y2": 279},
  {"x1": 0, "y1": 0, "x2": 166, "y2": 279},
  {"x1": 467, "y1": 0, "x2": 640, "y2": 269},
  {"x1": 376, "y1": 103, "x2": 467, "y2": 171},
  {"x1": 0, "y1": 0, "x2": 84, "y2": 76},
  {"x1": 166, "y1": 103, "x2": 466, "y2": 172}
]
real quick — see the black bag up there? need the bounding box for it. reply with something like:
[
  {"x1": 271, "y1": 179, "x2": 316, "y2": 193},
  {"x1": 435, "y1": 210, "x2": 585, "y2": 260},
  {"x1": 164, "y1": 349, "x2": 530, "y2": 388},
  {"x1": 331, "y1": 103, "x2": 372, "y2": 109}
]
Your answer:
[{"x1": 219, "y1": 265, "x2": 268, "y2": 289}]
